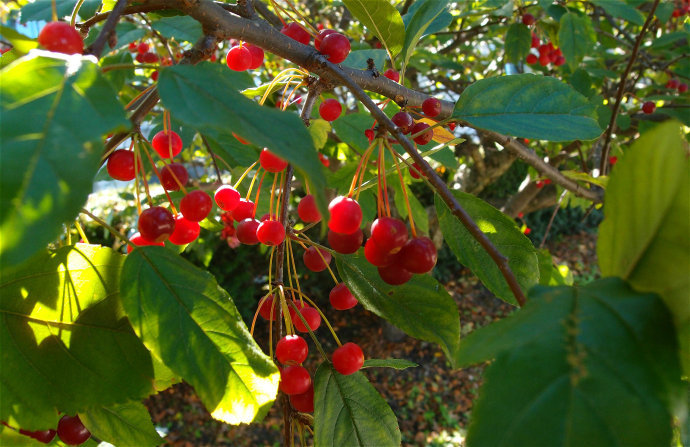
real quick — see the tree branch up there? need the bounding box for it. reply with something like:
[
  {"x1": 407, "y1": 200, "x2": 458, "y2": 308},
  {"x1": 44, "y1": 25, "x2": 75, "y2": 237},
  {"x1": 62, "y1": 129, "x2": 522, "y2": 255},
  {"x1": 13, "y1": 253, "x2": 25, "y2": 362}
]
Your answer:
[{"x1": 84, "y1": 0, "x2": 129, "y2": 58}]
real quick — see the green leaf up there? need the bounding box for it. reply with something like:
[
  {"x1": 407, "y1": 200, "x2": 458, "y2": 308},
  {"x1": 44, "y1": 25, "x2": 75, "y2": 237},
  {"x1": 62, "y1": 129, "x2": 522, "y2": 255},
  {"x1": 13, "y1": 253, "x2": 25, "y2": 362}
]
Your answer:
[
  {"x1": 597, "y1": 121, "x2": 690, "y2": 374},
  {"x1": 459, "y1": 278, "x2": 683, "y2": 447},
  {"x1": 561, "y1": 170, "x2": 608, "y2": 188},
  {"x1": 536, "y1": 249, "x2": 572, "y2": 286},
  {"x1": 453, "y1": 74, "x2": 602, "y2": 141},
  {"x1": 558, "y1": 12, "x2": 596, "y2": 70},
  {"x1": 331, "y1": 112, "x2": 372, "y2": 152},
  {"x1": 0, "y1": 54, "x2": 128, "y2": 270},
  {"x1": 336, "y1": 254, "x2": 461, "y2": 366},
  {"x1": 0, "y1": 26, "x2": 37, "y2": 55},
  {"x1": 343, "y1": 49, "x2": 388, "y2": 70},
  {"x1": 400, "y1": 0, "x2": 449, "y2": 71},
  {"x1": 392, "y1": 180, "x2": 429, "y2": 235},
  {"x1": 151, "y1": 16, "x2": 203, "y2": 44},
  {"x1": 591, "y1": 0, "x2": 645, "y2": 26},
  {"x1": 120, "y1": 246, "x2": 279, "y2": 424},
  {"x1": 101, "y1": 52, "x2": 134, "y2": 91},
  {"x1": 80, "y1": 401, "x2": 163, "y2": 447},
  {"x1": 308, "y1": 119, "x2": 331, "y2": 150},
  {"x1": 19, "y1": 0, "x2": 79, "y2": 22},
  {"x1": 435, "y1": 191, "x2": 538, "y2": 306},
  {"x1": 203, "y1": 132, "x2": 259, "y2": 167},
  {"x1": 362, "y1": 358, "x2": 418, "y2": 370},
  {"x1": 314, "y1": 363, "x2": 401, "y2": 446},
  {"x1": 342, "y1": 0, "x2": 405, "y2": 60},
  {"x1": 504, "y1": 23, "x2": 531, "y2": 64},
  {"x1": 0, "y1": 245, "x2": 154, "y2": 430},
  {"x1": 157, "y1": 63, "x2": 327, "y2": 218}
]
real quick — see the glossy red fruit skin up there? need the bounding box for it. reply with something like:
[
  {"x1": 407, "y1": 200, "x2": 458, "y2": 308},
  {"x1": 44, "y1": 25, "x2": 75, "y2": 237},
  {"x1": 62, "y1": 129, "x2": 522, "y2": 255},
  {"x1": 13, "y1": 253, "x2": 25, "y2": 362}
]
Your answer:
[
  {"x1": 236, "y1": 218, "x2": 260, "y2": 245},
  {"x1": 522, "y1": 13, "x2": 536, "y2": 25},
  {"x1": 539, "y1": 52, "x2": 551, "y2": 66},
  {"x1": 365, "y1": 128, "x2": 375, "y2": 143},
  {"x1": 137, "y1": 42, "x2": 149, "y2": 54},
  {"x1": 232, "y1": 198, "x2": 255, "y2": 221},
  {"x1": 276, "y1": 335, "x2": 308, "y2": 364},
  {"x1": 329, "y1": 283, "x2": 358, "y2": 310},
  {"x1": 666, "y1": 79, "x2": 680, "y2": 89},
  {"x1": 526, "y1": 53, "x2": 538, "y2": 65},
  {"x1": 332, "y1": 342, "x2": 364, "y2": 375},
  {"x1": 226, "y1": 45, "x2": 252, "y2": 71},
  {"x1": 371, "y1": 217, "x2": 408, "y2": 253},
  {"x1": 280, "y1": 365, "x2": 312, "y2": 395},
  {"x1": 297, "y1": 194, "x2": 322, "y2": 223},
  {"x1": 364, "y1": 237, "x2": 395, "y2": 267},
  {"x1": 258, "y1": 295, "x2": 278, "y2": 320},
  {"x1": 293, "y1": 306, "x2": 321, "y2": 333},
  {"x1": 319, "y1": 99, "x2": 342, "y2": 121},
  {"x1": 422, "y1": 98, "x2": 441, "y2": 118},
  {"x1": 399, "y1": 237, "x2": 437, "y2": 274},
  {"x1": 328, "y1": 229, "x2": 363, "y2": 254},
  {"x1": 19, "y1": 429, "x2": 56, "y2": 444},
  {"x1": 138, "y1": 207, "x2": 175, "y2": 242},
  {"x1": 290, "y1": 384, "x2": 314, "y2": 413},
  {"x1": 531, "y1": 33, "x2": 540, "y2": 48},
  {"x1": 160, "y1": 163, "x2": 188, "y2": 191},
  {"x1": 378, "y1": 263, "x2": 413, "y2": 285},
  {"x1": 383, "y1": 68, "x2": 400, "y2": 83},
  {"x1": 303, "y1": 246, "x2": 332, "y2": 272},
  {"x1": 180, "y1": 190, "x2": 213, "y2": 222},
  {"x1": 142, "y1": 51, "x2": 158, "y2": 63},
  {"x1": 328, "y1": 196, "x2": 362, "y2": 234},
  {"x1": 57, "y1": 415, "x2": 90, "y2": 446},
  {"x1": 409, "y1": 162, "x2": 424, "y2": 179},
  {"x1": 679, "y1": 83, "x2": 688, "y2": 93},
  {"x1": 314, "y1": 29, "x2": 336, "y2": 51},
  {"x1": 38, "y1": 22, "x2": 83, "y2": 54},
  {"x1": 642, "y1": 101, "x2": 656, "y2": 114},
  {"x1": 245, "y1": 44, "x2": 265, "y2": 69},
  {"x1": 392, "y1": 111, "x2": 414, "y2": 134},
  {"x1": 411, "y1": 122, "x2": 433, "y2": 145},
  {"x1": 281, "y1": 22, "x2": 311, "y2": 45},
  {"x1": 107, "y1": 149, "x2": 137, "y2": 181},
  {"x1": 127, "y1": 232, "x2": 165, "y2": 253},
  {"x1": 256, "y1": 220, "x2": 286, "y2": 246},
  {"x1": 214, "y1": 185, "x2": 241, "y2": 211},
  {"x1": 151, "y1": 130, "x2": 183, "y2": 158},
  {"x1": 168, "y1": 215, "x2": 200, "y2": 245},
  {"x1": 259, "y1": 148, "x2": 288, "y2": 172},
  {"x1": 319, "y1": 32, "x2": 350, "y2": 63}
]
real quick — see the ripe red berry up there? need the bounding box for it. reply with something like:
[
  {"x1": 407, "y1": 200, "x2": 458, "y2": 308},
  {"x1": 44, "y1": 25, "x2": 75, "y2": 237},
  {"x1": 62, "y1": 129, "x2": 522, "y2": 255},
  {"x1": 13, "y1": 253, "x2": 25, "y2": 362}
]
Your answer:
[
  {"x1": 411, "y1": 122, "x2": 433, "y2": 145},
  {"x1": 290, "y1": 384, "x2": 314, "y2": 413},
  {"x1": 180, "y1": 190, "x2": 213, "y2": 222},
  {"x1": 280, "y1": 365, "x2": 312, "y2": 395},
  {"x1": 214, "y1": 185, "x2": 241, "y2": 211},
  {"x1": 293, "y1": 306, "x2": 321, "y2": 333},
  {"x1": 128, "y1": 42, "x2": 137, "y2": 51},
  {"x1": 328, "y1": 196, "x2": 362, "y2": 234},
  {"x1": 151, "y1": 70, "x2": 159, "y2": 81},
  {"x1": 245, "y1": 44, "x2": 265, "y2": 69},
  {"x1": 409, "y1": 162, "x2": 425, "y2": 179},
  {"x1": 160, "y1": 163, "x2": 188, "y2": 191},
  {"x1": 364, "y1": 237, "x2": 395, "y2": 267},
  {"x1": 297, "y1": 194, "x2": 322, "y2": 223},
  {"x1": 167, "y1": 215, "x2": 200, "y2": 245},
  {"x1": 236, "y1": 218, "x2": 260, "y2": 245},
  {"x1": 422, "y1": 97, "x2": 441, "y2": 117},
  {"x1": 151, "y1": 130, "x2": 183, "y2": 159},
  {"x1": 378, "y1": 263, "x2": 413, "y2": 285},
  {"x1": 383, "y1": 68, "x2": 400, "y2": 83},
  {"x1": 526, "y1": 53, "x2": 538, "y2": 65},
  {"x1": 522, "y1": 13, "x2": 536, "y2": 25},
  {"x1": 303, "y1": 246, "x2": 332, "y2": 272},
  {"x1": 678, "y1": 83, "x2": 688, "y2": 93},
  {"x1": 371, "y1": 217, "x2": 408, "y2": 253},
  {"x1": 281, "y1": 22, "x2": 311, "y2": 45},
  {"x1": 531, "y1": 33, "x2": 540, "y2": 48},
  {"x1": 365, "y1": 128, "x2": 375, "y2": 143},
  {"x1": 448, "y1": 122, "x2": 457, "y2": 131},
  {"x1": 276, "y1": 335, "x2": 308, "y2": 364},
  {"x1": 232, "y1": 198, "x2": 255, "y2": 221},
  {"x1": 328, "y1": 228, "x2": 363, "y2": 254},
  {"x1": 256, "y1": 219, "x2": 286, "y2": 246},
  {"x1": 259, "y1": 148, "x2": 288, "y2": 172},
  {"x1": 37, "y1": 22, "x2": 83, "y2": 55},
  {"x1": 392, "y1": 111, "x2": 414, "y2": 134},
  {"x1": 332, "y1": 342, "x2": 364, "y2": 375},
  {"x1": 539, "y1": 52, "x2": 551, "y2": 66},
  {"x1": 329, "y1": 283, "x2": 358, "y2": 310},
  {"x1": 553, "y1": 55, "x2": 566, "y2": 66},
  {"x1": 319, "y1": 99, "x2": 342, "y2": 121},
  {"x1": 226, "y1": 45, "x2": 252, "y2": 71},
  {"x1": 319, "y1": 153, "x2": 330, "y2": 167},
  {"x1": 399, "y1": 237, "x2": 437, "y2": 274},
  {"x1": 107, "y1": 149, "x2": 137, "y2": 181},
  {"x1": 57, "y1": 415, "x2": 90, "y2": 446},
  {"x1": 258, "y1": 295, "x2": 278, "y2": 320},
  {"x1": 667, "y1": 79, "x2": 680, "y2": 89},
  {"x1": 642, "y1": 101, "x2": 655, "y2": 114},
  {"x1": 138, "y1": 207, "x2": 175, "y2": 243},
  {"x1": 608, "y1": 156, "x2": 618, "y2": 166},
  {"x1": 141, "y1": 51, "x2": 159, "y2": 63},
  {"x1": 319, "y1": 32, "x2": 350, "y2": 64},
  {"x1": 127, "y1": 232, "x2": 165, "y2": 253},
  {"x1": 314, "y1": 29, "x2": 337, "y2": 51},
  {"x1": 137, "y1": 42, "x2": 149, "y2": 54}
]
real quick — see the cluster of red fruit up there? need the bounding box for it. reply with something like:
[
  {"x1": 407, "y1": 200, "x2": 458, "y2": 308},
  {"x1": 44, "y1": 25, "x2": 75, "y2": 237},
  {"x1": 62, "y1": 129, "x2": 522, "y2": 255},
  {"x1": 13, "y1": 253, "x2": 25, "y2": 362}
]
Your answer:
[
  {"x1": 526, "y1": 35, "x2": 565, "y2": 67},
  {"x1": 666, "y1": 78, "x2": 688, "y2": 94},
  {"x1": 127, "y1": 41, "x2": 159, "y2": 63},
  {"x1": 4, "y1": 415, "x2": 90, "y2": 445},
  {"x1": 672, "y1": 0, "x2": 690, "y2": 17}
]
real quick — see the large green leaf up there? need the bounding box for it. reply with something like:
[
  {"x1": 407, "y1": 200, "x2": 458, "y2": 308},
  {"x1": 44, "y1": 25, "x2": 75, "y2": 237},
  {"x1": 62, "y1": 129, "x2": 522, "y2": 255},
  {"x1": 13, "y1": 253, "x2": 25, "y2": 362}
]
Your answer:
[
  {"x1": 400, "y1": 0, "x2": 449, "y2": 71},
  {"x1": 314, "y1": 363, "x2": 400, "y2": 447},
  {"x1": 342, "y1": 0, "x2": 405, "y2": 60},
  {"x1": 157, "y1": 63, "x2": 327, "y2": 218},
  {"x1": 343, "y1": 49, "x2": 388, "y2": 70},
  {"x1": 0, "y1": 245, "x2": 154, "y2": 430},
  {"x1": 0, "y1": 26, "x2": 37, "y2": 55},
  {"x1": 0, "y1": 54, "x2": 128, "y2": 270},
  {"x1": 331, "y1": 112, "x2": 373, "y2": 152},
  {"x1": 435, "y1": 191, "x2": 539, "y2": 306},
  {"x1": 591, "y1": 0, "x2": 645, "y2": 26},
  {"x1": 504, "y1": 23, "x2": 531, "y2": 64},
  {"x1": 452, "y1": 74, "x2": 601, "y2": 141},
  {"x1": 120, "y1": 246, "x2": 279, "y2": 424},
  {"x1": 80, "y1": 401, "x2": 163, "y2": 447},
  {"x1": 336, "y1": 254, "x2": 460, "y2": 366},
  {"x1": 459, "y1": 278, "x2": 684, "y2": 447},
  {"x1": 151, "y1": 16, "x2": 203, "y2": 44},
  {"x1": 392, "y1": 179, "x2": 429, "y2": 235},
  {"x1": 558, "y1": 12, "x2": 596, "y2": 70},
  {"x1": 597, "y1": 121, "x2": 690, "y2": 374}
]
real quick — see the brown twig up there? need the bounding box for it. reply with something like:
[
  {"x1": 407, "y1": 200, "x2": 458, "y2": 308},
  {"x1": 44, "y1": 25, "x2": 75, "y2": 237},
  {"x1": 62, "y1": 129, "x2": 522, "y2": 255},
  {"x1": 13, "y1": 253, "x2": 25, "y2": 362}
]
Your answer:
[
  {"x1": 84, "y1": 0, "x2": 129, "y2": 58},
  {"x1": 199, "y1": 134, "x2": 224, "y2": 185}
]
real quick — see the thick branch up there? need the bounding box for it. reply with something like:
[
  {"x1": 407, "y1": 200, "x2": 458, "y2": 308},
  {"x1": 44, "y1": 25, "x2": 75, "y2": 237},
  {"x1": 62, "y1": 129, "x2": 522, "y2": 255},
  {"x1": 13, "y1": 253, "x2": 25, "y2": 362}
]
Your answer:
[{"x1": 85, "y1": 0, "x2": 129, "y2": 58}]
